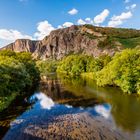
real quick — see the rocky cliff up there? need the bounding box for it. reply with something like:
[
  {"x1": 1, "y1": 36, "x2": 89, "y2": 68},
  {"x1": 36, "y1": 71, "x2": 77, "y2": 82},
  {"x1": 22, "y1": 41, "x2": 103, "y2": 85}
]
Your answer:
[{"x1": 2, "y1": 25, "x2": 140, "y2": 60}]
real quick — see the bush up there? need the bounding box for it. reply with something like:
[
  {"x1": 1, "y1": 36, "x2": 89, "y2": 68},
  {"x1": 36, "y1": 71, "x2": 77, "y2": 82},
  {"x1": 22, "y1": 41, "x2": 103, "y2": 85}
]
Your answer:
[
  {"x1": 0, "y1": 50, "x2": 40, "y2": 111},
  {"x1": 57, "y1": 54, "x2": 105, "y2": 76},
  {"x1": 96, "y1": 49, "x2": 140, "y2": 94},
  {"x1": 36, "y1": 60, "x2": 58, "y2": 75}
]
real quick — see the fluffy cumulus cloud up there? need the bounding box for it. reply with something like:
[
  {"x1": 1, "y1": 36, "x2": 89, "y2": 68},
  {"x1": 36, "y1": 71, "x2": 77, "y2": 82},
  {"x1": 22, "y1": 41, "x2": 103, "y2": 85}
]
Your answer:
[
  {"x1": 58, "y1": 22, "x2": 74, "y2": 28},
  {"x1": 126, "y1": 4, "x2": 137, "y2": 10},
  {"x1": 62, "y1": 22, "x2": 74, "y2": 27},
  {"x1": 94, "y1": 9, "x2": 110, "y2": 25},
  {"x1": 0, "y1": 29, "x2": 32, "y2": 41},
  {"x1": 34, "y1": 20, "x2": 55, "y2": 40},
  {"x1": 68, "y1": 8, "x2": 78, "y2": 15},
  {"x1": 108, "y1": 11, "x2": 132, "y2": 27},
  {"x1": 77, "y1": 18, "x2": 93, "y2": 25}
]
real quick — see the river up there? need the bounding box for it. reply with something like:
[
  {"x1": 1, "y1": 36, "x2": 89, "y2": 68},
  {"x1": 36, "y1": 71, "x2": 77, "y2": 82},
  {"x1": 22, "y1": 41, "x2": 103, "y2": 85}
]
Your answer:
[{"x1": 1, "y1": 74, "x2": 140, "y2": 140}]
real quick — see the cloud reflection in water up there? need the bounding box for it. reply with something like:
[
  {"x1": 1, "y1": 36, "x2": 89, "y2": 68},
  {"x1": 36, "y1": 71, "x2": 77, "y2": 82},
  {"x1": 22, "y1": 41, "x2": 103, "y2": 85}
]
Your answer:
[
  {"x1": 32, "y1": 92, "x2": 55, "y2": 109},
  {"x1": 94, "y1": 104, "x2": 111, "y2": 119}
]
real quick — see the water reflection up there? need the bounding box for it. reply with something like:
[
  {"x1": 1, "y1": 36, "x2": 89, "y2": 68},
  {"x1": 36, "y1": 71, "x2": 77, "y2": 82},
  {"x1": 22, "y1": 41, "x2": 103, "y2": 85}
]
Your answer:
[
  {"x1": 94, "y1": 104, "x2": 111, "y2": 119},
  {"x1": 2, "y1": 74, "x2": 140, "y2": 140},
  {"x1": 30, "y1": 92, "x2": 55, "y2": 109},
  {"x1": 39, "y1": 75, "x2": 140, "y2": 134},
  {"x1": 10, "y1": 92, "x2": 111, "y2": 129}
]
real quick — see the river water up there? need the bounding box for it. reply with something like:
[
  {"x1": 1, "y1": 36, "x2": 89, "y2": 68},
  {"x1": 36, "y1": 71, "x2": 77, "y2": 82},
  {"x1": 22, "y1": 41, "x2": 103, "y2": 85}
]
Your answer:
[{"x1": 1, "y1": 74, "x2": 140, "y2": 140}]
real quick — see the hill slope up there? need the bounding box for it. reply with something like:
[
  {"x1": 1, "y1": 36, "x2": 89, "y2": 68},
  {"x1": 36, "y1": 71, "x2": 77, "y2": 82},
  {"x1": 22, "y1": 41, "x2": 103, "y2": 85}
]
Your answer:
[{"x1": 1, "y1": 25, "x2": 140, "y2": 60}]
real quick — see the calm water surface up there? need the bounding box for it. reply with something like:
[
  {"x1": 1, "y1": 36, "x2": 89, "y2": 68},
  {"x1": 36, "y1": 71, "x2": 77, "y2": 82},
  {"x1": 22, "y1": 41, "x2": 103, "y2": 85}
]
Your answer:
[{"x1": 1, "y1": 74, "x2": 140, "y2": 140}]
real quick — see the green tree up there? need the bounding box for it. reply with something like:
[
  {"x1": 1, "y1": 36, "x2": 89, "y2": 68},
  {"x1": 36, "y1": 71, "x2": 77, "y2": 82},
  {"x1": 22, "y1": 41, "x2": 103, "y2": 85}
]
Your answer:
[{"x1": 96, "y1": 49, "x2": 140, "y2": 94}]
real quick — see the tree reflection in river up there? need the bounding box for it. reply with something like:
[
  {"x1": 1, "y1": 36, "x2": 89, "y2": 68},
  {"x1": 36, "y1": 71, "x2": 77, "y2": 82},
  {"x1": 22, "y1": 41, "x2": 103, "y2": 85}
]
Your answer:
[{"x1": 40, "y1": 74, "x2": 140, "y2": 133}]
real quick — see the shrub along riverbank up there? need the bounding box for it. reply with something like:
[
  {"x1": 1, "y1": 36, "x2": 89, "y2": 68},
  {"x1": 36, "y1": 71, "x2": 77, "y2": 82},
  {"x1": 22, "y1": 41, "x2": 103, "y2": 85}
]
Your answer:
[
  {"x1": 0, "y1": 50, "x2": 40, "y2": 111},
  {"x1": 1, "y1": 48, "x2": 139, "y2": 111},
  {"x1": 37, "y1": 48, "x2": 140, "y2": 95}
]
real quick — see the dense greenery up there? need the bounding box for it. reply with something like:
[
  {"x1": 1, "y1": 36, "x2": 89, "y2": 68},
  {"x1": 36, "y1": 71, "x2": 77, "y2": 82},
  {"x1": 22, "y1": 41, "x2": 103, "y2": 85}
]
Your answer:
[
  {"x1": 116, "y1": 37, "x2": 140, "y2": 48},
  {"x1": 36, "y1": 59, "x2": 58, "y2": 75},
  {"x1": 56, "y1": 49, "x2": 140, "y2": 95},
  {"x1": 57, "y1": 54, "x2": 111, "y2": 76},
  {"x1": 96, "y1": 49, "x2": 140, "y2": 94},
  {"x1": 84, "y1": 24, "x2": 140, "y2": 39},
  {"x1": 98, "y1": 36, "x2": 115, "y2": 48},
  {"x1": 84, "y1": 24, "x2": 140, "y2": 49},
  {"x1": 0, "y1": 50, "x2": 40, "y2": 111}
]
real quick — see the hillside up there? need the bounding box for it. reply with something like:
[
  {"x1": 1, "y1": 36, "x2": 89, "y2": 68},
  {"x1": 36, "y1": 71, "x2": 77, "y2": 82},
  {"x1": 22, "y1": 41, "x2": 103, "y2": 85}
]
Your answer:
[{"x1": 1, "y1": 25, "x2": 140, "y2": 60}]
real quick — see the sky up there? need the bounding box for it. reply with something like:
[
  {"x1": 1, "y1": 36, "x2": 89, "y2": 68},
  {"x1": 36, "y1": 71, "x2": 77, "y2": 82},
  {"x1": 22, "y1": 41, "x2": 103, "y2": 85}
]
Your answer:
[{"x1": 0, "y1": 0, "x2": 139, "y2": 47}]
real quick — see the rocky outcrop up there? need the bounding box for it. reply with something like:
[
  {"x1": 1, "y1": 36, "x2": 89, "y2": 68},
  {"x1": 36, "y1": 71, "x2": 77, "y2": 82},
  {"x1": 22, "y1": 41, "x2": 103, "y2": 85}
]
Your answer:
[
  {"x1": 1, "y1": 25, "x2": 123, "y2": 60},
  {"x1": 2, "y1": 39, "x2": 39, "y2": 53}
]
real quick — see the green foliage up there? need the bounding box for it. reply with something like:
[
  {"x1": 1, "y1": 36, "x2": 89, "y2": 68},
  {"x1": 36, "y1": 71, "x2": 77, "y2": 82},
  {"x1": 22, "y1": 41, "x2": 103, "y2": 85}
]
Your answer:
[
  {"x1": 98, "y1": 54, "x2": 112, "y2": 66},
  {"x1": 116, "y1": 37, "x2": 140, "y2": 48},
  {"x1": 84, "y1": 25, "x2": 140, "y2": 48},
  {"x1": 0, "y1": 56, "x2": 31, "y2": 95},
  {"x1": 57, "y1": 54, "x2": 106, "y2": 76},
  {"x1": 36, "y1": 60, "x2": 58, "y2": 75},
  {"x1": 16, "y1": 52, "x2": 40, "y2": 84},
  {"x1": 57, "y1": 55, "x2": 87, "y2": 75},
  {"x1": 98, "y1": 36, "x2": 115, "y2": 48},
  {"x1": 84, "y1": 24, "x2": 140, "y2": 39},
  {"x1": 0, "y1": 50, "x2": 40, "y2": 111},
  {"x1": 96, "y1": 49, "x2": 140, "y2": 94},
  {"x1": 57, "y1": 49, "x2": 139, "y2": 94}
]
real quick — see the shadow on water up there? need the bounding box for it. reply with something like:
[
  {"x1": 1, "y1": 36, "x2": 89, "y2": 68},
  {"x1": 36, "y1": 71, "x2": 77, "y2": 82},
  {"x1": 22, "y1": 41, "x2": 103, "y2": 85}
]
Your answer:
[{"x1": 0, "y1": 90, "x2": 36, "y2": 139}]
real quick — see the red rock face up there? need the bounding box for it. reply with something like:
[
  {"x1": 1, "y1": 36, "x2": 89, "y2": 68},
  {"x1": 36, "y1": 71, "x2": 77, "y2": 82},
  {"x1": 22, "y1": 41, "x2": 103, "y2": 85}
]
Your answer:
[{"x1": 1, "y1": 25, "x2": 122, "y2": 60}]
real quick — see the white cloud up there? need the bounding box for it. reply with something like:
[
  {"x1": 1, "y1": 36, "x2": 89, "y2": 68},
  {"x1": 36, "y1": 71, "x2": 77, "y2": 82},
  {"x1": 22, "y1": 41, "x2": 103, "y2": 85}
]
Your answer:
[
  {"x1": 126, "y1": 4, "x2": 136, "y2": 10},
  {"x1": 0, "y1": 29, "x2": 32, "y2": 41},
  {"x1": 131, "y1": 4, "x2": 137, "y2": 9},
  {"x1": 35, "y1": 93, "x2": 55, "y2": 109},
  {"x1": 108, "y1": 20, "x2": 123, "y2": 27},
  {"x1": 57, "y1": 25, "x2": 63, "y2": 29},
  {"x1": 77, "y1": 18, "x2": 93, "y2": 25},
  {"x1": 85, "y1": 18, "x2": 93, "y2": 24},
  {"x1": 108, "y1": 11, "x2": 132, "y2": 27},
  {"x1": 62, "y1": 22, "x2": 74, "y2": 28},
  {"x1": 77, "y1": 19, "x2": 86, "y2": 25},
  {"x1": 68, "y1": 8, "x2": 78, "y2": 15},
  {"x1": 124, "y1": 0, "x2": 130, "y2": 3},
  {"x1": 94, "y1": 105, "x2": 111, "y2": 119},
  {"x1": 34, "y1": 20, "x2": 55, "y2": 40},
  {"x1": 94, "y1": 9, "x2": 110, "y2": 24},
  {"x1": 111, "y1": 11, "x2": 132, "y2": 21},
  {"x1": 57, "y1": 22, "x2": 74, "y2": 29}
]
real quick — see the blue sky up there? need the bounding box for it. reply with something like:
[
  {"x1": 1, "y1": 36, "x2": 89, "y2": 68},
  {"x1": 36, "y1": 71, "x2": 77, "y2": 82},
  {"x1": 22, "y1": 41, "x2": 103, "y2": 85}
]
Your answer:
[{"x1": 0, "y1": 0, "x2": 139, "y2": 47}]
